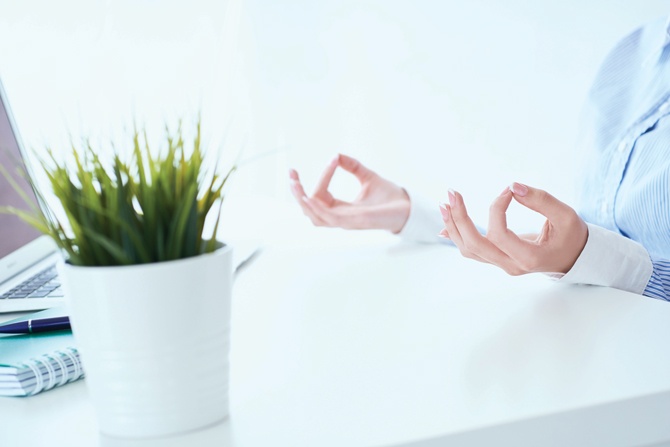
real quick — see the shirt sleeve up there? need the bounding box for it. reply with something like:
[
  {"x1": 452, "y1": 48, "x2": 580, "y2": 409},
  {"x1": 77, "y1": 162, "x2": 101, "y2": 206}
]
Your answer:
[
  {"x1": 396, "y1": 190, "x2": 450, "y2": 244},
  {"x1": 396, "y1": 189, "x2": 486, "y2": 245},
  {"x1": 642, "y1": 260, "x2": 670, "y2": 301},
  {"x1": 555, "y1": 223, "x2": 656, "y2": 297}
]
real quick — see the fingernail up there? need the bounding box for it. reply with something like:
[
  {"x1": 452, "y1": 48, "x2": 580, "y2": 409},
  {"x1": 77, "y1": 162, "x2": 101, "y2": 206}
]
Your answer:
[
  {"x1": 437, "y1": 233, "x2": 451, "y2": 239},
  {"x1": 500, "y1": 186, "x2": 510, "y2": 196},
  {"x1": 448, "y1": 189, "x2": 457, "y2": 207},
  {"x1": 439, "y1": 202, "x2": 451, "y2": 221},
  {"x1": 510, "y1": 182, "x2": 528, "y2": 197}
]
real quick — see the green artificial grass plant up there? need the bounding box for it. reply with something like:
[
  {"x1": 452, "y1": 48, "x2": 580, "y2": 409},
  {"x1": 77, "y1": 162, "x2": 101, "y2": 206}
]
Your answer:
[{"x1": 0, "y1": 118, "x2": 235, "y2": 266}]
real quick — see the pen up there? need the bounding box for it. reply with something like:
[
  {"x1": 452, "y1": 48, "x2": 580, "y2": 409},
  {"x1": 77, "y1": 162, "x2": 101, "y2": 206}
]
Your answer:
[{"x1": 0, "y1": 316, "x2": 71, "y2": 334}]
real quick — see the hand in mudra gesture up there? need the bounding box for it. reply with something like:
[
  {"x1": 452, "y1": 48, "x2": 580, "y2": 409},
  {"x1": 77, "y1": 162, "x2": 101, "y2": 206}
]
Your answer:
[
  {"x1": 289, "y1": 154, "x2": 411, "y2": 233},
  {"x1": 439, "y1": 183, "x2": 588, "y2": 275}
]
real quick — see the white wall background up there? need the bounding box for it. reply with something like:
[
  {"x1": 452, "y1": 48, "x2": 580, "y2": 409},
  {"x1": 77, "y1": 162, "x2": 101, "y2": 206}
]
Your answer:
[{"x1": 0, "y1": 0, "x2": 668, "y2": 231}]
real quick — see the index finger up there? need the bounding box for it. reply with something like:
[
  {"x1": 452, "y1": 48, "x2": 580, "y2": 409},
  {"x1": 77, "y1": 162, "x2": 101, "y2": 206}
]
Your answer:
[
  {"x1": 511, "y1": 182, "x2": 574, "y2": 224},
  {"x1": 337, "y1": 154, "x2": 374, "y2": 183},
  {"x1": 314, "y1": 156, "x2": 339, "y2": 196},
  {"x1": 487, "y1": 186, "x2": 533, "y2": 260}
]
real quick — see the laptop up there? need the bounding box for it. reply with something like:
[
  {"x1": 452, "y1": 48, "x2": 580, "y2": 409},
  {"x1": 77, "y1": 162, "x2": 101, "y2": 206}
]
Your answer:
[{"x1": 0, "y1": 79, "x2": 64, "y2": 313}]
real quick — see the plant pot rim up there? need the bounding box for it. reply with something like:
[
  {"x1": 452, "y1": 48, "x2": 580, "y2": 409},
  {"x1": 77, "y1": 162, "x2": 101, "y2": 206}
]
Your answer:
[{"x1": 61, "y1": 241, "x2": 231, "y2": 271}]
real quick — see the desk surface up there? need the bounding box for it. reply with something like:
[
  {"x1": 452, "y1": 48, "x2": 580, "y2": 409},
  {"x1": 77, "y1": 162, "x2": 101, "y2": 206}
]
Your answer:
[{"x1": 1, "y1": 199, "x2": 670, "y2": 447}]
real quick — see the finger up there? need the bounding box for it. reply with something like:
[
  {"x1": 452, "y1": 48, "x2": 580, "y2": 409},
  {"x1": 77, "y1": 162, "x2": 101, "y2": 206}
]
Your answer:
[
  {"x1": 336, "y1": 154, "x2": 375, "y2": 183},
  {"x1": 510, "y1": 182, "x2": 575, "y2": 224},
  {"x1": 288, "y1": 169, "x2": 311, "y2": 201},
  {"x1": 314, "y1": 156, "x2": 339, "y2": 197},
  {"x1": 487, "y1": 187, "x2": 513, "y2": 232},
  {"x1": 445, "y1": 192, "x2": 525, "y2": 275},
  {"x1": 288, "y1": 168, "x2": 300, "y2": 182},
  {"x1": 303, "y1": 196, "x2": 340, "y2": 227},
  {"x1": 447, "y1": 190, "x2": 487, "y2": 246},
  {"x1": 295, "y1": 194, "x2": 328, "y2": 226},
  {"x1": 306, "y1": 199, "x2": 403, "y2": 231},
  {"x1": 288, "y1": 174, "x2": 328, "y2": 226},
  {"x1": 508, "y1": 183, "x2": 586, "y2": 273},
  {"x1": 439, "y1": 202, "x2": 489, "y2": 264},
  {"x1": 306, "y1": 196, "x2": 386, "y2": 230},
  {"x1": 288, "y1": 169, "x2": 306, "y2": 200},
  {"x1": 437, "y1": 228, "x2": 451, "y2": 240},
  {"x1": 486, "y1": 187, "x2": 530, "y2": 257}
]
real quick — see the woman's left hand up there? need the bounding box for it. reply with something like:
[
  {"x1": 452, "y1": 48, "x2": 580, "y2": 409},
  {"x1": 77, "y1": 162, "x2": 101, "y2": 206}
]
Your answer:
[{"x1": 439, "y1": 183, "x2": 588, "y2": 276}]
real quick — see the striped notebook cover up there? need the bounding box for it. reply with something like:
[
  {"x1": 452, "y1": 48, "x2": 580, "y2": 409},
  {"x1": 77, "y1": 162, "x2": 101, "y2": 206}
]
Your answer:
[{"x1": 0, "y1": 308, "x2": 83, "y2": 397}]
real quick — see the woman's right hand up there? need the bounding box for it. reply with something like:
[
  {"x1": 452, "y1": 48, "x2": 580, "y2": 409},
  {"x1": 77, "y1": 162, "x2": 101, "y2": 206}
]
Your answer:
[{"x1": 289, "y1": 154, "x2": 411, "y2": 233}]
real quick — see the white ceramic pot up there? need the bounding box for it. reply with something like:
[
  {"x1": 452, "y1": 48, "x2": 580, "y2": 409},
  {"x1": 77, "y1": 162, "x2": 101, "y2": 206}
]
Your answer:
[{"x1": 59, "y1": 244, "x2": 233, "y2": 439}]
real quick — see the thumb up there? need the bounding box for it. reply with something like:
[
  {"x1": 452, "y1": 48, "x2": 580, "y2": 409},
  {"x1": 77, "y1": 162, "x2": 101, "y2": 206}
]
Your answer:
[{"x1": 510, "y1": 182, "x2": 573, "y2": 223}]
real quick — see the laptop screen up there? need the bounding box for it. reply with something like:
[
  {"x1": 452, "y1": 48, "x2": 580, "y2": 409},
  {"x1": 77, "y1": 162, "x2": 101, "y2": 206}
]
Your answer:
[{"x1": 0, "y1": 89, "x2": 42, "y2": 258}]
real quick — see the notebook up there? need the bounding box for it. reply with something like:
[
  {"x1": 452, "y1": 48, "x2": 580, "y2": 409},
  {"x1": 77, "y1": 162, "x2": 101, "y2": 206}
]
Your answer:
[
  {"x1": 0, "y1": 77, "x2": 65, "y2": 313},
  {"x1": 0, "y1": 307, "x2": 83, "y2": 397},
  {"x1": 0, "y1": 237, "x2": 260, "y2": 398}
]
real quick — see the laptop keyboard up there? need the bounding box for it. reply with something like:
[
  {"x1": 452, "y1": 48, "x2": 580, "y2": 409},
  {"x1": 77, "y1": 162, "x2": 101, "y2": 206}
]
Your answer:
[{"x1": 0, "y1": 265, "x2": 63, "y2": 300}]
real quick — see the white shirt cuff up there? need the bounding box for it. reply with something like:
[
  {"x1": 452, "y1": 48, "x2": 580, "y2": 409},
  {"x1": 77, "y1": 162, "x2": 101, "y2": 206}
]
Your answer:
[
  {"x1": 397, "y1": 190, "x2": 446, "y2": 244},
  {"x1": 554, "y1": 223, "x2": 653, "y2": 295}
]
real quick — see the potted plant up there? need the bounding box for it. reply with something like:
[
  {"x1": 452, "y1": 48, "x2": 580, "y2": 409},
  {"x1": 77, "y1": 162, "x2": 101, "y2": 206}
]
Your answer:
[{"x1": 4, "y1": 118, "x2": 236, "y2": 439}]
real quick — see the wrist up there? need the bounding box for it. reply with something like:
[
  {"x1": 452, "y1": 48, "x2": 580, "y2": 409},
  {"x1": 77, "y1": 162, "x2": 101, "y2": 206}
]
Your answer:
[{"x1": 389, "y1": 189, "x2": 411, "y2": 234}]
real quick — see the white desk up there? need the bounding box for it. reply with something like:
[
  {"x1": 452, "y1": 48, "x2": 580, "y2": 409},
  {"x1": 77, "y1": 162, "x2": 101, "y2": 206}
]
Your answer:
[{"x1": 1, "y1": 201, "x2": 670, "y2": 447}]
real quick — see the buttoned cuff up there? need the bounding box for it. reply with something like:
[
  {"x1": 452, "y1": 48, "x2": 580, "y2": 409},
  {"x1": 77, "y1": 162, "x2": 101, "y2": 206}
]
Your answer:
[
  {"x1": 553, "y1": 223, "x2": 653, "y2": 295},
  {"x1": 397, "y1": 190, "x2": 447, "y2": 244}
]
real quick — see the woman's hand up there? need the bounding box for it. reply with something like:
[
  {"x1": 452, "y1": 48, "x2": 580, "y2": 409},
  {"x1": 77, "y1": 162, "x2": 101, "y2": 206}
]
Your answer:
[
  {"x1": 439, "y1": 183, "x2": 588, "y2": 275},
  {"x1": 289, "y1": 154, "x2": 411, "y2": 233}
]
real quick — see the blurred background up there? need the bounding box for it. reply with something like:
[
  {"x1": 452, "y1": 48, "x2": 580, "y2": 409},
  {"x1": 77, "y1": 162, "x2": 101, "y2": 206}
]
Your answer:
[{"x1": 0, "y1": 0, "x2": 667, "y2": 233}]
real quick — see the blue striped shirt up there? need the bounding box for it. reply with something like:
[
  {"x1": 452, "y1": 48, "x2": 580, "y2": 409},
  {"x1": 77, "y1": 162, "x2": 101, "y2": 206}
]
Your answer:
[{"x1": 577, "y1": 15, "x2": 670, "y2": 301}]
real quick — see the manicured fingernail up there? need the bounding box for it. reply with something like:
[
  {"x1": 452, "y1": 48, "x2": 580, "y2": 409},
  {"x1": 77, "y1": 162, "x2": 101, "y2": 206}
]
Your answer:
[
  {"x1": 510, "y1": 182, "x2": 528, "y2": 197},
  {"x1": 448, "y1": 189, "x2": 457, "y2": 207},
  {"x1": 439, "y1": 202, "x2": 451, "y2": 221},
  {"x1": 437, "y1": 233, "x2": 451, "y2": 239},
  {"x1": 500, "y1": 186, "x2": 510, "y2": 196}
]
